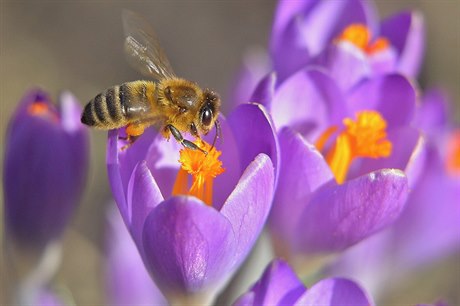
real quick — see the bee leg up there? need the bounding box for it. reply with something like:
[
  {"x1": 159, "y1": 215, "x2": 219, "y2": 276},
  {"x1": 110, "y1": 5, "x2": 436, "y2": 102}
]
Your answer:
[
  {"x1": 167, "y1": 124, "x2": 207, "y2": 155},
  {"x1": 120, "y1": 122, "x2": 145, "y2": 151}
]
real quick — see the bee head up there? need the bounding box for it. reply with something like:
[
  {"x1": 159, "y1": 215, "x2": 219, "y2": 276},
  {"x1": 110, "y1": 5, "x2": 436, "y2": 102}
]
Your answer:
[{"x1": 196, "y1": 89, "x2": 220, "y2": 136}]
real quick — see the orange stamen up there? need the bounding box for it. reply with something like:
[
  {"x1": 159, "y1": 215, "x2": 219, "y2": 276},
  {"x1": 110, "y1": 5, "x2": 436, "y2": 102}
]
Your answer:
[
  {"x1": 326, "y1": 133, "x2": 353, "y2": 185},
  {"x1": 172, "y1": 140, "x2": 225, "y2": 206},
  {"x1": 316, "y1": 111, "x2": 392, "y2": 184},
  {"x1": 446, "y1": 131, "x2": 460, "y2": 176},
  {"x1": 342, "y1": 111, "x2": 392, "y2": 158},
  {"x1": 27, "y1": 101, "x2": 59, "y2": 122},
  {"x1": 315, "y1": 125, "x2": 338, "y2": 152},
  {"x1": 366, "y1": 37, "x2": 390, "y2": 54},
  {"x1": 336, "y1": 23, "x2": 389, "y2": 55}
]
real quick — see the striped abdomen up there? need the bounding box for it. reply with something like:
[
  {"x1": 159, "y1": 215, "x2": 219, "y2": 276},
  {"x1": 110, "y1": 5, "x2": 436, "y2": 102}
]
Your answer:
[{"x1": 81, "y1": 80, "x2": 156, "y2": 129}]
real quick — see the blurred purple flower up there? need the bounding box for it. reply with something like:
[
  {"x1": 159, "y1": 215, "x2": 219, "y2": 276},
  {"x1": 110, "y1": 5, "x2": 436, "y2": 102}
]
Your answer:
[
  {"x1": 396, "y1": 90, "x2": 460, "y2": 266},
  {"x1": 106, "y1": 205, "x2": 167, "y2": 306},
  {"x1": 270, "y1": 0, "x2": 424, "y2": 82},
  {"x1": 107, "y1": 103, "x2": 278, "y2": 304},
  {"x1": 257, "y1": 69, "x2": 421, "y2": 260},
  {"x1": 230, "y1": 0, "x2": 425, "y2": 109},
  {"x1": 3, "y1": 89, "x2": 89, "y2": 249},
  {"x1": 325, "y1": 90, "x2": 460, "y2": 299},
  {"x1": 234, "y1": 259, "x2": 374, "y2": 306},
  {"x1": 390, "y1": 139, "x2": 460, "y2": 267}
]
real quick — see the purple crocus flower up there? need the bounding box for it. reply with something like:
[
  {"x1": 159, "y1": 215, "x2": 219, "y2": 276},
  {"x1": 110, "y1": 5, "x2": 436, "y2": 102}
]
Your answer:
[
  {"x1": 395, "y1": 90, "x2": 460, "y2": 267},
  {"x1": 234, "y1": 259, "x2": 374, "y2": 306},
  {"x1": 325, "y1": 90, "x2": 460, "y2": 301},
  {"x1": 254, "y1": 68, "x2": 420, "y2": 262},
  {"x1": 234, "y1": 0, "x2": 425, "y2": 109},
  {"x1": 3, "y1": 89, "x2": 89, "y2": 249},
  {"x1": 107, "y1": 103, "x2": 278, "y2": 304},
  {"x1": 271, "y1": 0, "x2": 424, "y2": 82},
  {"x1": 230, "y1": 0, "x2": 425, "y2": 110}
]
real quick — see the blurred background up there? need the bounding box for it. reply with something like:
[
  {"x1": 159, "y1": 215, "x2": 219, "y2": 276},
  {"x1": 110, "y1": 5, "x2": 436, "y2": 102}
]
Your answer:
[{"x1": 1, "y1": 0, "x2": 459, "y2": 305}]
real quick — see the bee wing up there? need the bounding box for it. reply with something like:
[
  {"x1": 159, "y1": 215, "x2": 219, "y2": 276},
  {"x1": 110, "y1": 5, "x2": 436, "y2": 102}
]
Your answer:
[{"x1": 122, "y1": 10, "x2": 176, "y2": 80}]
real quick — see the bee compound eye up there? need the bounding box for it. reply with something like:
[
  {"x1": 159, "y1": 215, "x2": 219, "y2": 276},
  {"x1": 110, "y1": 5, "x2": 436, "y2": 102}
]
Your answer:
[{"x1": 201, "y1": 108, "x2": 213, "y2": 127}]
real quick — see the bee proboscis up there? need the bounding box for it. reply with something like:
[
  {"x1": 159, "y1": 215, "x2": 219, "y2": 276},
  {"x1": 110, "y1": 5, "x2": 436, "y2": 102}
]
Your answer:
[{"x1": 81, "y1": 10, "x2": 221, "y2": 152}]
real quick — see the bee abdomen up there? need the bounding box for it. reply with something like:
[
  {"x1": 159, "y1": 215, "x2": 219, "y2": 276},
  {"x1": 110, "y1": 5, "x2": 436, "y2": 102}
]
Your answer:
[{"x1": 81, "y1": 86, "x2": 127, "y2": 129}]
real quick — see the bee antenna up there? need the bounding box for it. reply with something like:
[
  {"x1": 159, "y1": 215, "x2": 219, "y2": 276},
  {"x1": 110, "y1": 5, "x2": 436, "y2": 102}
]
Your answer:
[{"x1": 210, "y1": 119, "x2": 221, "y2": 152}]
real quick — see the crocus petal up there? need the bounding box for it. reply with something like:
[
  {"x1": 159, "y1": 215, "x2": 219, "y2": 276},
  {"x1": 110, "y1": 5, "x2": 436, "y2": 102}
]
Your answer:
[
  {"x1": 127, "y1": 161, "x2": 164, "y2": 252},
  {"x1": 142, "y1": 196, "x2": 236, "y2": 298},
  {"x1": 235, "y1": 259, "x2": 375, "y2": 306},
  {"x1": 106, "y1": 206, "x2": 167, "y2": 306},
  {"x1": 352, "y1": 126, "x2": 425, "y2": 188},
  {"x1": 314, "y1": 42, "x2": 371, "y2": 92},
  {"x1": 200, "y1": 115, "x2": 241, "y2": 210},
  {"x1": 250, "y1": 72, "x2": 277, "y2": 110},
  {"x1": 346, "y1": 74, "x2": 416, "y2": 128},
  {"x1": 271, "y1": 0, "x2": 377, "y2": 81},
  {"x1": 297, "y1": 169, "x2": 408, "y2": 254},
  {"x1": 270, "y1": 127, "x2": 334, "y2": 246},
  {"x1": 228, "y1": 103, "x2": 279, "y2": 183},
  {"x1": 368, "y1": 47, "x2": 398, "y2": 75},
  {"x1": 271, "y1": 16, "x2": 312, "y2": 82},
  {"x1": 233, "y1": 259, "x2": 305, "y2": 306},
  {"x1": 295, "y1": 278, "x2": 374, "y2": 306},
  {"x1": 270, "y1": 68, "x2": 347, "y2": 141},
  {"x1": 107, "y1": 127, "x2": 158, "y2": 225},
  {"x1": 270, "y1": 0, "x2": 316, "y2": 51},
  {"x1": 221, "y1": 154, "x2": 275, "y2": 269},
  {"x1": 60, "y1": 91, "x2": 84, "y2": 133},
  {"x1": 299, "y1": 0, "x2": 378, "y2": 56},
  {"x1": 392, "y1": 146, "x2": 460, "y2": 267},
  {"x1": 143, "y1": 131, "x2": 181, "y2": 199},
  {"x1": 381, "y1": 11, "x2": 425, "y2": 77},
  {"x1": 270, "y1": 0, "x2": 315, "y2": 81},
  {"x1": 403, "y1": 135, "x2": 427, "y2": 189},
  {"x1": 414, "y1": 88, "x2": 450, "y2": 132},
  {"x1": 107, "y1": 130, "x2": 128, "y2": 224},
  {"x1": 229, "y1": 48, "x2": 271, "y2": 110}
]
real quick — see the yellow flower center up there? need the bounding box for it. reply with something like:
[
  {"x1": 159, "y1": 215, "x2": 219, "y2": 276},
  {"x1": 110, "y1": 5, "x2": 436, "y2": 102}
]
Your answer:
[
  {"x1": 172, "y1": 140, "x2": 225, "y2": 206},
  {"x1": 336, "y1": 24, "x2": 390, "y2": 55},
  {"x1": 446, "y1": 131, "x2": 460, "y2": 176},
  {"x1": 316, "y1": 111, "x2": 392, "y2": 184}
]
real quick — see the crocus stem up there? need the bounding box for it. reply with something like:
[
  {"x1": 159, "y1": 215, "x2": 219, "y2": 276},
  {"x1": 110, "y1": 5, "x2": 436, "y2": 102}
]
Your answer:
[
  {"x1": 13, "y1": 241, "x2": 62, "y2": 305},
  {"x1": 167, "y1": 290, "x2": 218, "y2": 306}
]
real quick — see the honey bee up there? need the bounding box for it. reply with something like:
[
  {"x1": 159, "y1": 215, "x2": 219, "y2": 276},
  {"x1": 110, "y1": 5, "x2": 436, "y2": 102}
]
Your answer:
[{"x1": 81, "y1": 10, "x2": 221, "y2": 152}]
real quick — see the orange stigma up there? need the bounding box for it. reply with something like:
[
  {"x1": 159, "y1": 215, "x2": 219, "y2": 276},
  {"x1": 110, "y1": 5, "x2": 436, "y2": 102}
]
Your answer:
[
  {"x1": 446, "y1": 131, "x2": 460, "y2": 176},
  {"x1": 336, "y1": 24, "x2": 390, "y2": 55},
  {"x1": 316, "y1": 111, "x2": 392, "y2": 184},
  {"x1": 172, "y1": 140, "x2": 225, "y2": 206},
  {"x1": 27, "y1": 101, "x2": 59, "y2": 122}
]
